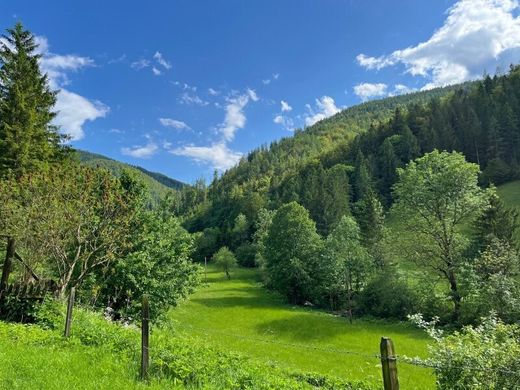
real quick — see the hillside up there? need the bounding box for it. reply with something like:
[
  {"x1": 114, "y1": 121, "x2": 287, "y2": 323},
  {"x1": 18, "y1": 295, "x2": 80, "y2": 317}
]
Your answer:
[{"x1": 75, "y1": 150, "x2": 184, "y2": 201}]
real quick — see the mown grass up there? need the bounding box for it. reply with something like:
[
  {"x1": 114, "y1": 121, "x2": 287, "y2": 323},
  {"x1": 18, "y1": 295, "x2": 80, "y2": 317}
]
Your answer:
[{"x1": 167, "y1": 266, "x2": 435, "y2": 389}]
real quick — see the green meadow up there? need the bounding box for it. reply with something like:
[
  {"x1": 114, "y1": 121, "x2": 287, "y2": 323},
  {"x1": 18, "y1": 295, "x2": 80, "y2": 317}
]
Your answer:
[{"x1": 167, "y1": 266, "x2": 435, "y2": 389}]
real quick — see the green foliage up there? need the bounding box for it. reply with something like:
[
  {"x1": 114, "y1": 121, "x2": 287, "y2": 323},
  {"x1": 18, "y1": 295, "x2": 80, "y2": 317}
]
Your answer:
[
  {"x1": 76, "y1": 150, "x2": 184, "y2": 204},
  {"x1": 461, "y1": 239, "x2": 520, "y2": 324},
  {"x1": 473, "y1": 190, "x2": 519, "y2": 251},
  {"x1": 235, "y1": 243, "x2": 256, "y2": 268},
  {"x1": 213, "y1": 246, "x2": 237, "y2": 279},
  {"x1": 321, "y1": 216, "x2": 373, "y2": 316},
  {"x1": 99, "y1": 212, "x2": 201, "y2": 320},
  {"x1": 392, "y1": 150, "x2": 489, "y2": 322},
  {"x1": 358, "y1": 272, "x2": 418, "y2": 320},
  {"x1": 0, "y1": 163, "x2": 141, "y2": 297},
  {"x1": 0, "y1": 301, "x2": 377, "y2": 389},
  {"x1": 410, "y1": 314, "x2": 520, "y2": 389},
  {"x1": 0, "y1": 22, "x2": 67, "y2": 178},
  {"x1": 264, "y1": 202, "x2": 323, "y2": 303}
]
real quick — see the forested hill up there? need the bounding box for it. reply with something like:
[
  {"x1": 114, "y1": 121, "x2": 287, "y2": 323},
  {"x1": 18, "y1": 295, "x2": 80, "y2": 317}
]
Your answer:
[
  {"x1": 218, "y1": 82, "x2": 472, "y2": 191},
  {"x1": 174, "y1": 66, "x2": 520, "y2": 257},
  {"x1": 75, "y1": 150, "x2": 184, "y2": 200}
]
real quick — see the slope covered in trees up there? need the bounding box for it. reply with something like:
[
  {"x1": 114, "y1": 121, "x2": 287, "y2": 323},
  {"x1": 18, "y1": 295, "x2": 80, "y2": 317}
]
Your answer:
[{"x1": 76, "y1": 150, "x2": 184, "y2": 201}]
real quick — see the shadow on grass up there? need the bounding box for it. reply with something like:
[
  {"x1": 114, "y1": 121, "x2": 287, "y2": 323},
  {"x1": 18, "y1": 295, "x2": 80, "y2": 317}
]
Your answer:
[
  {"x1": 254, "y1": 314, "x2": 350, "y2": 342},
  {"x1": 191, "y1": 293, "x2": 284, "y2": 309}
]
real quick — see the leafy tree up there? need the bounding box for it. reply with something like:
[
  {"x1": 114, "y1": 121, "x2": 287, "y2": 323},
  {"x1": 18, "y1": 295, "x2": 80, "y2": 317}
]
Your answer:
[
  {"x1": 462, "y1": 238, "x2": 520, "y2": 323},
  {"x1": 473, "y1": 190, "x2": 519, "y2": 251},
  {"x1": 353, "y1": 190, "x2": 385, "y2": 268},
  {"x1": 323, "y1": 216, "x2": 373, "y2": 321},
  {"x1": 252, "y1": 208, "x2": 275, "y2": 269},
  {"x1": 232, "y1": 213, "x2": 249, "y2": 247},
  {"x1": 410, "y1": 314, "x2": 520, "y2": 389},
  {"x1": 392, "y1": 150, "x2": 488, "y2": 322},
  {"x1": 0, "y1": 163, "x2": 140, "y2": 297},
  {"x1": 99, "y1": 212, "x2": 201, "y2": 320},
  {"x1": 213, "y1": 246, "x2": 237, "y2": 279},
  {"x1": 264, "y1": 202, "x2": 323, "y2": 304},
  {"x1": 0, "y1": 22, "x2": 66, "y2": 178}
]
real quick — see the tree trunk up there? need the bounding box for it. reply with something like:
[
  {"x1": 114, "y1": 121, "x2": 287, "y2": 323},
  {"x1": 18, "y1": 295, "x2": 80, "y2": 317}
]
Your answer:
[
  {"x1": 0, "y1": 237, "x2": 15, "y2": 291},
  {"x1": 448, "y1": 269, "x2": 461, "y2": 323}
]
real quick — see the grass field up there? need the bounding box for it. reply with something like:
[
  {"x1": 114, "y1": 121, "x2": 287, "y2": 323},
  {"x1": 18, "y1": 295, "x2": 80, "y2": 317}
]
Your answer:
[{"x1": 167, "y1": 266, "x2": 435, "y2": 389}]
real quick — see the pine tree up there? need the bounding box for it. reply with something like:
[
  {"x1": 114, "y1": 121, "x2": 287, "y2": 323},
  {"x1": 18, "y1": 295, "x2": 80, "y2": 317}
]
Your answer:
[{"x1": 0, "y1": 22, "x2": 66, "y2": 177}]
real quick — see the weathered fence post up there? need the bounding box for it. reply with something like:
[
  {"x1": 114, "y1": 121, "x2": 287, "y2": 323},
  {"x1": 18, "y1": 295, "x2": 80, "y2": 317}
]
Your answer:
[
  {"x1": 0, "y1": 237, "x2": 15, "y2": 291},
  {"x1": 64, "y1": 287, "x2": 75, "y2": 337},
  {"x1": 380, "y1": 337, "x2": 399, "y2": 390},
  {"x1": 140, "y1": 294, "x2": 150, "y2": 380}
]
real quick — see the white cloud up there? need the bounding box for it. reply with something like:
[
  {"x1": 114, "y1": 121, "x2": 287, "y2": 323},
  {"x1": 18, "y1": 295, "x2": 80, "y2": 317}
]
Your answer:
[
  {"x1": 131, "y1": 59, "x2": 150, "y2": 70},
  {"x1": 159, "y1": 117, "x2": 190, "y2": 130},
  {"x1": 153, "y1": 51, "x2": 172, "y2": 70},
  {"x1": 247, "y1": 88, "x2": 259, "y2": 101},
  {"x1": 208, "y1": 88, "x2": 220, "y2": 96},
  {"x1": 273, "y1": 115, "x2": 294, "y2": 131},
  {"x1": 152, "y1": 67, "x2": 162, "y2": 76},
  {"x1": 34, "y1": 36, "x2": 108, "y2": 141},
  {"x1": 170, "y1": 142, "x2": 242, "y2": 171},
  {"x1": 121, "y1": 142, "x2": 158, "y2": 158},
  {"x1": 280, "y1": 100, "x2": 292, "y2": 112},
  {"x1": 54, "y1": 90, "x2": 109, "y2": 141},
  {"x1": 171, "y1": 89, "x2": 257, "y2": 170},
  {"x1": 353, "y1": 83, "x2": 388, "y2": 101},
  {"x1": 262, "y1": 79, "x2": 271, "y2": 85},
  {"x1": 357, "y1": 0, "x2": 520, "y2": 88},
  {"x1": 219, "y1": 94, "x2": 250, "y2": 141},
  {"x1": 304, "y1": 96, "x2": 341, "y2": 126},
  {"x1": 273, "y1": 73, "x2": 280, "y2": 80},
  {"x1": 179, "y1": 92, "x2": 209, "y2": 106},
  {"x1": 389, "y1": 84, "x2": 415, "y2": 96}
]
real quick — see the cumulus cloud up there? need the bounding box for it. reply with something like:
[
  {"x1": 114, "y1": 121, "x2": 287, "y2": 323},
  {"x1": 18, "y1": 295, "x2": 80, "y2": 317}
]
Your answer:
[
  {"x1": 159, "y1": 117, "x2": 190, "y2": 130},
  {"x1": 208, "y1": 88, "x2": 220, "y2": 96},
  {"x1": 171, "y1": 89, "x2": 257, "y2": 170},
  {"x1": 35, "y1": 36, "x2": 108, "y2": 141},
  {"x1": 54, "y1": 90, "x2": 109, "y2": 141},
  {"x1": 353, "y1": 83, "x2": 388, "y2": 101},
  {"x1": 121, "y1": 142, "x2": 158, "y2": 158},
  {"x1": 219, "y1": 93, "x2": 250, "y2": 141},
  {"x1": 273, "y1": 115, "x2": 294, "y2": 131},
  {"x1": 170, "y1": 142, "x2": 242, "y2": 171},
  {"x1": 152, "y1": 67, "x2": 161, "y2": 76},
  {"x1": 304, "y1": 96, "x2": 341, "y2": 126},
  {"x1": 153, "y1": 51, "x2": 172, "y2": 70},
  {"x1": 280, "y1": 100, "x2": 292, "y2": 112},
  {"x1": 356, "y1": 0, "x2": 520, "y2": 89}
]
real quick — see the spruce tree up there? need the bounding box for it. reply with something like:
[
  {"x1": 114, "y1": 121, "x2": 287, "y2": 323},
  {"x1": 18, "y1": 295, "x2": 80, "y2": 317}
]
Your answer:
[{"x1": 0, "y1": 22, "x2": 65, "y2": 178}]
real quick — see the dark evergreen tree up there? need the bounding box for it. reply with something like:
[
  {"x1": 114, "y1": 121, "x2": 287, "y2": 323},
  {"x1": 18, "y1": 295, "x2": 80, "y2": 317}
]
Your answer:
[{"x1": 0, "y1": 22, "x2": 66, "y2": 177}]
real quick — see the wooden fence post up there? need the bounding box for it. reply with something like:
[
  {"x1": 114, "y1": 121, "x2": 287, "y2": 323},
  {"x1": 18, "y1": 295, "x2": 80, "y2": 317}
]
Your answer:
[
  {"x1": 140, "y1": 295, "x2": 150, "y2": 380},
  {"x1": 0, "y1": 237, "x2": 15, "y2": 291},
  {"x1": 64, "y1": 287, "x2": 75, "y2": 337},
  {"x1": 380, "y1": 337, "x2": 399, "y2": 390}
]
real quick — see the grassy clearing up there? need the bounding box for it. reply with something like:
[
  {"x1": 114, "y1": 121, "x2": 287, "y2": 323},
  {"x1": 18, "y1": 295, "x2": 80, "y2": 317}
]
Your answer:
[{"x1": 167, "y1": 266, "x2": 435, "y2": 389}]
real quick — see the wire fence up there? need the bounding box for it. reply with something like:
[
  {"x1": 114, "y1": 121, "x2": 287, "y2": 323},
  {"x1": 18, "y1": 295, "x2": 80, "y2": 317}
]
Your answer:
[{"x1": 171, "y1": 321, "x2": 520, "y2": 382}]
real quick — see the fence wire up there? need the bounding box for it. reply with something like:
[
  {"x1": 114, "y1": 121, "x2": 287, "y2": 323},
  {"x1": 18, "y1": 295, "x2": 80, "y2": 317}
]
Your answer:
[{"x1": 171, "y1": 321, "x2": 520, "y2": 380}]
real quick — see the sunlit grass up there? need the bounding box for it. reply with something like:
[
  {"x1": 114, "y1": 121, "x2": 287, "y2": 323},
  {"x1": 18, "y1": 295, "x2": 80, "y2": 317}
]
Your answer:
[{"x1": 167, "y1": 266, "x2": 435, "y2": 389}]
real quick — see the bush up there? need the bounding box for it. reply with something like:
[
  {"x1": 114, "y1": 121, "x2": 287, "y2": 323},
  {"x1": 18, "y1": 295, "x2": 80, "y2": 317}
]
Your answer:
[
  {"x1": 409, "y1": 314, "x2": 520, "y2": 389},
  {"x1": 235, "y1": 243, "x2": 257, "y2": 267},
  {"x1": 358, "y1": 272, "x2": 417, "y2": 319}
]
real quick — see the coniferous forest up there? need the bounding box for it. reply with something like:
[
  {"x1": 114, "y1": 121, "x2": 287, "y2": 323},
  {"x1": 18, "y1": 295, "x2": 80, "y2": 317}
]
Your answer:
[{"x1": 1, "y1": 21, "x2": 520, "y2": 390}]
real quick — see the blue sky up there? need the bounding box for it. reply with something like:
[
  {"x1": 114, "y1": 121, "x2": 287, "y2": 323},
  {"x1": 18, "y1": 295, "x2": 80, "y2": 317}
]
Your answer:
[{"x1": 2, "y1": 0, "x2": 520, "y2": 183}]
